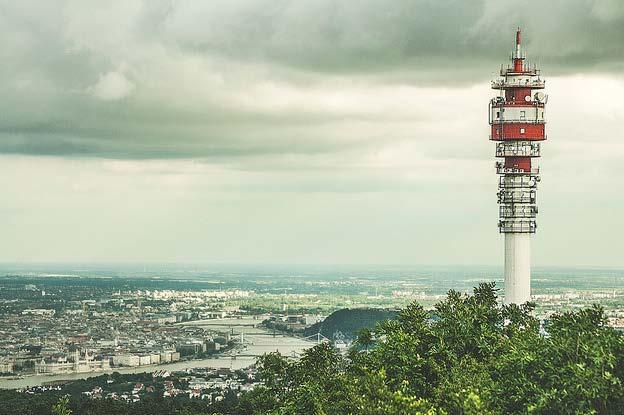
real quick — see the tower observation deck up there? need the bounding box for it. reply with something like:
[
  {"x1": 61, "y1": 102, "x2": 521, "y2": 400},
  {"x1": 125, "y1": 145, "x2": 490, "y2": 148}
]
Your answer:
[{"x1": 489, "y1": 29, "x2": 547, "y2": 304}]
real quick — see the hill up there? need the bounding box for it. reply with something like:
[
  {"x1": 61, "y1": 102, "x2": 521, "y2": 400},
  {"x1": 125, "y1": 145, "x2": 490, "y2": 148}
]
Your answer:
[{"x1": 304, "y1": 307, "x2": 398, "y2": 340}]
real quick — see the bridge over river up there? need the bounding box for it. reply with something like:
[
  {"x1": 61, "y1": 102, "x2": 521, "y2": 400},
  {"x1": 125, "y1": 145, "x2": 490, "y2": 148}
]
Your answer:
[{"x1": 0, "y1": 317, "x2": 319, "y2": 389}]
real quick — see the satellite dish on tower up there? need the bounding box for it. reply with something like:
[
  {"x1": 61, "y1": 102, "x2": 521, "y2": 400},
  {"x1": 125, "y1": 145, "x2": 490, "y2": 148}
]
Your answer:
[{"x1": 534, "y1": 92, "x2": 545, "y2": 102}]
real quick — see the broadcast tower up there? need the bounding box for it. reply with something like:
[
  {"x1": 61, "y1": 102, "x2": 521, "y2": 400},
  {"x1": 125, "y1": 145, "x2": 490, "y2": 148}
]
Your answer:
[{"x1": 489, "y1": 29, "x2": 547, "y2": 304}]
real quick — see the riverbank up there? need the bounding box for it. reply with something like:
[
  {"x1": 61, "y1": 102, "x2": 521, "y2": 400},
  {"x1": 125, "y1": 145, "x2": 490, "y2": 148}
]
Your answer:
[{"x1": 0, "y1": 327, "x2": 314, "y2": 389}]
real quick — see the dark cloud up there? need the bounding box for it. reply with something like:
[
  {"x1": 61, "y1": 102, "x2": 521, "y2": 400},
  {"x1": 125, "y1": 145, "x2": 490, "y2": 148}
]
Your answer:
[
  {"x1": 0, "y1": 0, "x2": 622, "y2": 159},
  {"x1": 161, "y1": 0, "x2": 624, "y2": 75}
]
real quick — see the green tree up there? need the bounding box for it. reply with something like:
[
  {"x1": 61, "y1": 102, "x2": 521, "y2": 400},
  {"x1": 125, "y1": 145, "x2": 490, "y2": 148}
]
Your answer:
[
  {"x1": 356, "y1": 327, "x2": 374, "y2": 351},
  {"x1": 51, "y1": 396, "x2": 72, "y2": 415},
  {"x1": 253, "y1": 283, "x2": 624, "y2": 415}
]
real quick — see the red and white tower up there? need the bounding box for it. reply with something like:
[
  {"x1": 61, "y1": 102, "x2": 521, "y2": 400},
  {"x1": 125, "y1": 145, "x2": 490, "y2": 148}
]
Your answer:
[{"x1": 489, "y1": 29, "x2": 547, "y2": 304}]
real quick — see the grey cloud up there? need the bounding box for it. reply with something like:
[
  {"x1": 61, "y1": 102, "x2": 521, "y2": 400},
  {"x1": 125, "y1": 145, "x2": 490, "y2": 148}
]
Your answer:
[
  {"x1": 161, "y1": 0, "x2": 624, "y2": 75},
  {"x1": 0, "y1": 0, "x2": 623, "y2": 160}
]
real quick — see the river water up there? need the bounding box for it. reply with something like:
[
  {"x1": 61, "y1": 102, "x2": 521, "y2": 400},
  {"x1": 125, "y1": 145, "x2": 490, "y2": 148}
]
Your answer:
[{"x1": 0, "y1": 319, "x2": 316, "y2": 389}]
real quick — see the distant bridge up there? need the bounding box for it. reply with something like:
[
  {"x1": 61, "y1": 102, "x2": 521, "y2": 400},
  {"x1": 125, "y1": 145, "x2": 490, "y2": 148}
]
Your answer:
[
  {"x1": 234, "y1": 332, "x2": 329, "y2": 346},
  {"x1": 180, "y1": 321, "x2": 259, "y2": 328}
]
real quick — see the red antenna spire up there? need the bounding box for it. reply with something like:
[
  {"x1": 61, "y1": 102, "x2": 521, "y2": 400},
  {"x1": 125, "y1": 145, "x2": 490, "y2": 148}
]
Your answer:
[{"x1": 513, "y1": 27, "x2": 523, "y2": 72}]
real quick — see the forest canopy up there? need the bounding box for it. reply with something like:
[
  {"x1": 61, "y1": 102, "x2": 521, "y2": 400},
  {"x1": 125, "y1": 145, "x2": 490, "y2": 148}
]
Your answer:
[{"x1": 251, "y1": 282, "x2": 624, "y2": 414}]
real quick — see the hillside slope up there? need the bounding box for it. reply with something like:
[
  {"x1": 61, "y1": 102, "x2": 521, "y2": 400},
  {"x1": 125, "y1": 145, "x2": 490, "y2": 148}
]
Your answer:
[{"x1": 304, "y1": 308, "x2": 397, "y2": 340}]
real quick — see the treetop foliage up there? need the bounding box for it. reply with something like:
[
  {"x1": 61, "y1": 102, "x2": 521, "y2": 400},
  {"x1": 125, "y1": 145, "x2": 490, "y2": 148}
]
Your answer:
[{"x1": 253, "y1": 283, "x2": 624, "y2": 414}]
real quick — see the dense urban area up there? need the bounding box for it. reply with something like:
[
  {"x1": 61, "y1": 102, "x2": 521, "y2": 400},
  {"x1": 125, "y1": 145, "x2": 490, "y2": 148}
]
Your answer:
[{"x1": 1, "y1": 264, "x2": 623, "y2": 414}]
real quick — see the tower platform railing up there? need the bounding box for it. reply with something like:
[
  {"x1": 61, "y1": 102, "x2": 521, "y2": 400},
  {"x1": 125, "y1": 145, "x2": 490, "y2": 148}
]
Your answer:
[
  {"x1": 490, "y1": 119, "x2": 546, "y2": 124},
  {"x1": 492, "y1": 79, "x2": 545, "y2": 89},
  {"x1": 497, "y1": 189, "x2": 536, "y2": 204},
  {"x1": 495, "y1": 162, "x2": 539, "y2": 175},
  {"x1": 496, "y1": 142, "x2": 541, "y2": 157},
  {"x1": 498, "y1": 219, "x2": 536, "y2": 233},
  {"x1": 499, "y1": 205, "x2": 538, "y2": 219},
  {"x1": 499, "y1": 176, "x2": 538, "y2": 189}
]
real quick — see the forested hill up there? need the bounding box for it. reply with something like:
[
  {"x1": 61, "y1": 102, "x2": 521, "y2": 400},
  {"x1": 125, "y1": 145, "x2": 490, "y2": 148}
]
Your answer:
[{"x1": 304, "y1": 308, "x2": 397, "y2": 340}]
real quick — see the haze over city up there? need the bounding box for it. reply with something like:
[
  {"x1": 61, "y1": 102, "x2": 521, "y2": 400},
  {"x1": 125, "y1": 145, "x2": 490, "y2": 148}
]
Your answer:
[{"x1": 1, "y1": 0, "x2": 623, "y2": 267}]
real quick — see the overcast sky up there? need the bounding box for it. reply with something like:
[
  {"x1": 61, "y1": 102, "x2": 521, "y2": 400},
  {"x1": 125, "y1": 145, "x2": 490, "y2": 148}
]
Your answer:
[{"x1": 1, "y1": 0, "x2": 623, "y2": 267}]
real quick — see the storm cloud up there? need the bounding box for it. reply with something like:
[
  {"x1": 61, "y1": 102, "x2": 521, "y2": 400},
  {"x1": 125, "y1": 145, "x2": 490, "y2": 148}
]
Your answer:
[{"x1": 0, "y1": 0, "x2": 623, "y2": 159}]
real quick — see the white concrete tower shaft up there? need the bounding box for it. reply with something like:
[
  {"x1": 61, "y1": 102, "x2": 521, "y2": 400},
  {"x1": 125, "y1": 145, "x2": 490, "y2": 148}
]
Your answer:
[
  {"x1": 504, "y1": 233, "x2": 531, "y2": 304},
  {"x1": 489, "y1": 28, "x2": 547, "y2": 304}
]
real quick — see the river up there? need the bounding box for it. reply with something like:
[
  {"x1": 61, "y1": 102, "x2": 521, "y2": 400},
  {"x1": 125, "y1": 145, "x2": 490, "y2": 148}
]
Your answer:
[{"x1": 0, "y1": 319, "x2": 316, "y2": 389}]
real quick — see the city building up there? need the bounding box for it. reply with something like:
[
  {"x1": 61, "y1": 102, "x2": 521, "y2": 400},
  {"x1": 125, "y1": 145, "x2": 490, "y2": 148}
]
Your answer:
[
  {"x1": 0, "y1": 360, "x2": 14, "y2": 373},
  {"x1": 35, "y1": 349, "x2": 110, "y2": 374}
]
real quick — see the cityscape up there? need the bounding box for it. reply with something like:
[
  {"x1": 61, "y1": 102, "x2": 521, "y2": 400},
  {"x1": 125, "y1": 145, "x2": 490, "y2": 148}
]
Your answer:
[
  {"x1": 1, "y1": 264, "x2": 623, "y2": 398},
  {"x1": 1, "y1": 1, "x2": 624, "y2": 414}
]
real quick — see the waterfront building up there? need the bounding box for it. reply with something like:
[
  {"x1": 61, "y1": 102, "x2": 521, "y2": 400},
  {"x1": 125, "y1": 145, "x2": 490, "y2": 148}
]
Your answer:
[{"x1": 35, "y1": 349, "x2": 110, "y2": 374}]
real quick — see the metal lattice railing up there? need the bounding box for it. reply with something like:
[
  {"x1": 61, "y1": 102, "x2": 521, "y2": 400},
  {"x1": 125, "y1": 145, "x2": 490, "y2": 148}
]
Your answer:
[
  {"x1": 499, "y1": 176, "x2": 538, "y2": 189},
  {"x1": 499, "y1": 205, "x2": 538, "y2": 219},
  {"x1": 498, "y1": 219, "x2": 536, "y2": 233},
  {"x1": 496, "y1": 142, "x2": 541, "y2": 157},
  {"x1": 497, "y1": 189, "x2": 536, "y2": 204},
  {"x1": 495, "y1": 162, "x2": 539, "y2": 175}
]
